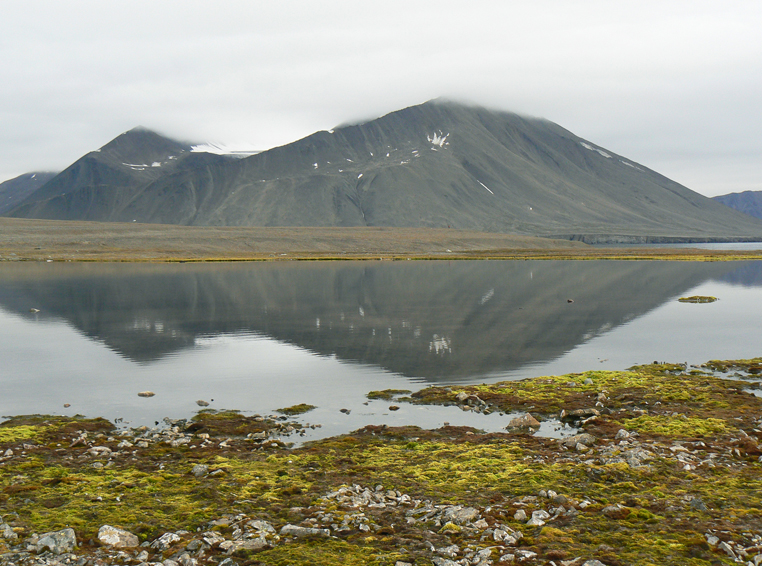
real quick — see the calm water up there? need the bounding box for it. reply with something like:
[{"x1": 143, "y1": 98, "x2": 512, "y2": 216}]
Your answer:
[{"x1": 1, "y1": 260, "x2": 761, "y2": 439}]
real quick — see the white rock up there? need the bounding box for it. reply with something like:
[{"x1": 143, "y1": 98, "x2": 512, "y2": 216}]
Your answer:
[
  {"x1": 98, "y1": 525, "x2": 139, "y2": 548},
  {"x1": 35, "y1": 528, "x2": 77, "y2": 554}
]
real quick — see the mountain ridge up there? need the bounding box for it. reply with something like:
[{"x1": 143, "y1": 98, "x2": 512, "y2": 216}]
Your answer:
[
  {"x1": 7, "y1": 100, "x2": 762, "y2": 242},
  {"x1": 713, "y1": 190, "x2": 762, "y2": 221}
]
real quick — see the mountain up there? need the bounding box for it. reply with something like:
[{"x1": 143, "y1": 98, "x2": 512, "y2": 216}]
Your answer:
[
  {"x1": 0, "y1": 172, "x2": 57, "y2": 214},
  {"x1": 713, "y1": 190, "x2": 762, "y2": 221},
  {"x1": 8, "y1": 100, "x2": 762, "y2": 242},
  {"x1": 8, "y1": 127, "x2": 198, "y2": 222}
]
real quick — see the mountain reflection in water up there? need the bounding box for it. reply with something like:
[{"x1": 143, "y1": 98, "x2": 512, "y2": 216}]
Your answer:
[{"x1": 0, "y1": 260, "x2": 751, "y2": 380}]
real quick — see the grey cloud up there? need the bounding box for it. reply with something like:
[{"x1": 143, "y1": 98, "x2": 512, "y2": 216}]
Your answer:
[{"x1": 1, "y1": 0, "x2": 760, "y2": 197}]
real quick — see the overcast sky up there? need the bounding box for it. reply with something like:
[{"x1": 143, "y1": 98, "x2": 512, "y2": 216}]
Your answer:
[{"x1": 2, "y1": 1, "x2": 761, "y2": 196}]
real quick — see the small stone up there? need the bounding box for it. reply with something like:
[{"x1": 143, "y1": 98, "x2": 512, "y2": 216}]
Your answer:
[
  {"x1": 562, "y1": 433, "x2": 597, "y2": 448},
  {"x1": 601, "y1": 504, "x2": 630, "y2": 520},
  {"x1": 35, "y1": 528, "x2": 77, "y2": 554},
  {"x1": 151, "y1": 532, "x2": 182, "y2": 551},
  {"x1": 615, "y1": 429, "x2": 630, "y2": 440},
  {"x1": 138, "y1": 391, "x2": 155, "y2": 398},
  {"x1": 513, "y1": 509, "x2": 527, "y2": 522},
  {"x1": 718, "y1": 541, "x2": 736, "y2": 559},
  {"x1": 551, "y1": 493, "x2": 569, "y2": 505},
  {"x1": 63, "y1": 403, "x2": 71, "y2": 408},
  {"x1": 279, "y1": 524, "x2": 329, "y2": 538},
  {"x1": 196, "y1": 400, "x2": 210, "y2": 407},
  {"x1": 689, "y1": 497, "x2": 708, "y2": 512},
  {"x1": 507, "y1": 413, "x2": 541, "y2": 428},
  {"x1": 98, "y1": 525, "x2": 139, "y2": 548},
  {"x1": 2, "y1": 523, "x2": 18, "y2": 540},
  {"x1": 191, "y1": 464, "x2": 209, "y2": 477},
  {"x1": 340, "y1": 408, "x2": 351, "y2": 414},
  {"x1": 389, "y1": 405, "x2": 400, "y2": 411},
  {"x1": 87, "y1": 446, "x2": 112, "y2": 458},
  {"x1": 473, "y1": 518, "x2": 489, "y2": 529}
]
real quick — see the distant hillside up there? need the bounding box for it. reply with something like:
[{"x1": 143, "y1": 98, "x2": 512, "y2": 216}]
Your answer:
[
  {"x1": 8, "y1": 100, "x2": 762, "y2": 242},
  {"x1": 713, "y1": 190, "x2": 762, "y2": 220},
  {"x1": 0, "y1": 172, "x2": 57, "y2": 214}
]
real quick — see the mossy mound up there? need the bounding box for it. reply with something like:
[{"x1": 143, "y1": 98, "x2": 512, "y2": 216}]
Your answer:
[
  {"x1": 678, "y1": 295, "x2": 718, "y2": 303},
  {"x1": 1, "y1": 362, "x2": 761, "y2": 565},
  {"x1": 275, "y1": 404, "x2": 317, "y2": 416}
]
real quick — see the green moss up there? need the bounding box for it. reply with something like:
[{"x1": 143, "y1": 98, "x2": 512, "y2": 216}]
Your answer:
[
  {"x1": 255, "y1": 539, "x2": 406, "y2": 565},
  {"x1": 625, "y1": 415, "x2": 730, "y2": 436},
  {"x1": 366, "y1": 389, "x2": 411, "y2": 401},
  {"x1": 0, "y1": 425, "x2": 40, "y2": 443},
  {"x1": 678, "y1": 295, "x2": 717, "y2": 303},
  {"x1": 276, "y1": 404, "x2": 317, "y2": 416}
]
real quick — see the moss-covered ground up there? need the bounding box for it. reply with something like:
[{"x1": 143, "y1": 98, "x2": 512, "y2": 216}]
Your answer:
[{"x1": 1, "y1": 362, "x2": 761, "y2": 565}]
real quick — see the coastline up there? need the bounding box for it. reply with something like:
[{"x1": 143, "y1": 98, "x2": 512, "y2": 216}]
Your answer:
[
  {"x1": 1, "y1": 360, "x2": 761, "y2": 565},
  {"x1": 3, "y1": 218, "x2": 762, "y2": 262}
]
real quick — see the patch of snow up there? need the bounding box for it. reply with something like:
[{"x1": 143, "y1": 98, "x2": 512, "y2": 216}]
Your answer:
[
  {"x1": 151, "y1": 162, "x2": 161, "y2": 167},
  {"x1": 329, "y1": 129, "x2": 335, "y2": 134},
  {"x1": 400, "y1": 160, "x2": 409, "y2": 165},
  {"x1": 346, "y1": 158, "x2": 353, "y2": 163},
  {"x1": 620, "y1": 160, "x2": 644, "y2": 171},
  {"x1": 370, "y1": 152, "x2": 373, "y2": 156},
  {"x1": 477, "y1": 181, "x2": 494, "y2": 195},
  {"x1": 338, "y1": 169, "x2": 343, "y2": 172},
  {"x1": 386, "y1": 153, "x2": 390, "y2": 157},
  {"x1": 31, "y1": 173, "x2": 36, "y2": 179},
  {"x1": 313, "y1": 163, "x2": 318, "y2": 169},
  {"x1": 191, "y1": 143, "x2": 260, "y2": 158},
  {"x1": 579, "y1": 141, "x2": 611, "y2": 158},
  {"x1": 427, "y1": 131, "x2": 450, "y2": 147},
  {"x1": 357, "y1": 173, "x2": 363, "y2": 179},
  {"x1": 122, "y1": 163, "x2": 149, "y2": 170}
]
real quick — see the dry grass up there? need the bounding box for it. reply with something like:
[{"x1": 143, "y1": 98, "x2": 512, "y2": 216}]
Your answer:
[{"x1": 2, "y1": 217, "x2": 761, "y2": 262}]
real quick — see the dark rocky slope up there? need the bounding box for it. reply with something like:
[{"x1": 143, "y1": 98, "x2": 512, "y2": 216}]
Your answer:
[
  {"x1": 9, "y1": 101, "x2": 762, "y2": 242},
  {"x1": 713, "y1": 190, "x2": 762, "y2": 220}
]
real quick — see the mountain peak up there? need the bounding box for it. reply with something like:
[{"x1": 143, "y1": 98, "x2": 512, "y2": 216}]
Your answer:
[{"x1": 95, "y1": 127, "x2": 191, "y2": 166}]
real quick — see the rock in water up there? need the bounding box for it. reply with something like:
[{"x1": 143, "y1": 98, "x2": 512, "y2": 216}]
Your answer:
[
  {"x1": 507, "y1": 413, "x2": 541, "y2": 428},
  {"x1": 196, "y1": 400, "x2": 210, "y2": 407},
  {"x1": 138, "y1": 391, "x2": 155, "y2": 397},
  {"x1": 98, "y1": 525, "x2": 139, "y2": 548}
]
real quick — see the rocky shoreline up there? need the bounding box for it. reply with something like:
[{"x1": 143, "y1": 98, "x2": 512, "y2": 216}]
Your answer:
[{"x1": 1, "y1": 360, "x2": 761, "y2": 566}]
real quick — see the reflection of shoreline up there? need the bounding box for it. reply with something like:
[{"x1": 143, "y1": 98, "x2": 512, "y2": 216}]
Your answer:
[{"x1": 0, "y1": 260, "x2": 743, "y2": 379}]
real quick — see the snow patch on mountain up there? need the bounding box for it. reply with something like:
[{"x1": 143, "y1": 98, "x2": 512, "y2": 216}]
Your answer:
[
  {"x1": 427, "y1": 131, "x2": 450, "y2": 147},
  {"x1": 191, "y1": 143, "x2": 260, "y2": 158},
  {"x1": 580, "y1": 141, "x2": 611, "y2": 158}
]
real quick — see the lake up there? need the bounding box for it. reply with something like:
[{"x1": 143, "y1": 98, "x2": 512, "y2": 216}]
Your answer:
[{"x1": 1, "y1": 259, "x2": 761, "y2": 440}]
